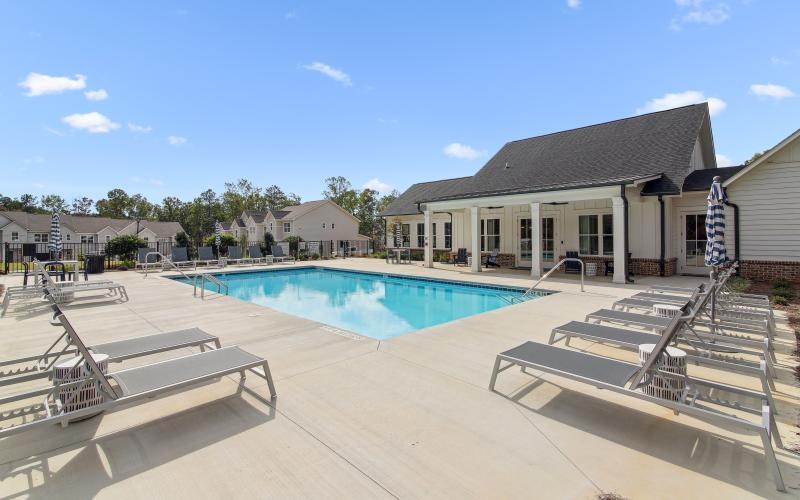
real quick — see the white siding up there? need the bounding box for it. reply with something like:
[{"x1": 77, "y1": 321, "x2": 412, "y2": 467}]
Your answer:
[
  {"x1": 727, "y1": 136, "x2": 800, "y2": 261},
  {"x1": 690, "y1": 138, "x2": 705, "y2": 170},
  {"x1": 292, "y1": 203, "x2": 363, "y2": 241}
]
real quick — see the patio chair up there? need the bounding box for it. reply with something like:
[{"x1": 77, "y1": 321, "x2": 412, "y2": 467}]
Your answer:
[
  {"x1": 135, "y1": 248, "x2": 160, "y2": 272},
  {"x1": 197, "y1": 246, "x2": 221, "y2": 267},
  {"x1": 271, "y1": 245, "x2": 296, "y2": 264},
  {"x1": 169, "y1": 247, "x2": 196, "y2": 270},
  {"x1": 249, "y1": 245, "x2": 270, "y2": 264},
  {"x1": 0, "y1": 306, "x2": 276, "y2": 438},
  {"x1": 564, "y1": 251, "x2": 581, "y2": 273},
  {"x1": 453, "y1": 248, "x2": 468, "y2": 266},
  {"x1": 33, "y1": 260, "x2": 128, "y2": 304},
  {"x1": 0, "y1": 301, "x2": 221, "y2": 389},
  {"x1": 484, "y1": 249, "x2": 500, "y2": 268},
  {"x1": 489, "y1": 308, "x2": 786, "y2": 491},
  {"x1": 226, "y1": 246, "x2": 250, "y2": 266}
]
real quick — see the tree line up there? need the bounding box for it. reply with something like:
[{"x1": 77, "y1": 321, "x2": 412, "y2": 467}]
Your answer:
[{"x1": 0, "y1": 176, "x2": 398, "y2": 245}]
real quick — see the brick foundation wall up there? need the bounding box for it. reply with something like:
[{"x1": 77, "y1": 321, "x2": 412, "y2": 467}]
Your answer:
[
  {"x1": 739, "y1": 260, "x2": 800, "y2": 282},
  {"x1": 556, "y1": 255, "x2": 677, "y2": 277}
]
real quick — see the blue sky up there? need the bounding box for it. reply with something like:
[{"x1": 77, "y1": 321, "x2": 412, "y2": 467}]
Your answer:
[{"x1": 2, "y1": 1, "x2": 798, "y2": 205}]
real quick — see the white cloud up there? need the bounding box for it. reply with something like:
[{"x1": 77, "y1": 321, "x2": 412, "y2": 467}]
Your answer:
[
  {"x1": 566, "y1": 0, "x2": 581, "y2": 9},
  {"x1": 770, "y1": 55, "x2": 791, "y2": 66},
  {"x1": 43, "y1": 126, "x2": 65, "y2": 136},
  {"x1": 303, "y1": 62, "x2": 352, "y2": 86},
  {"x1": 61, "y1": 112, "x2": 120, "y2": 133},
  {"x1": 128, "y1": 122, "x2": 153, "y2": 133},
  {"x1": 19, "y1": 72, "x2": 86, "y2": 96},
  {"x1": 362, "y1": 178, "x2": 393, "y2": 193},
  {"x1": 750, "y1": 83, "x2": 795, "y2": 100},
  {"x1": 150, "y1": 179, "x2": 165, "y2": 187},
  {"x1": 84, "y1": 89, "x2": 108, "y2": 101},
  {"x1": 443, "y1": 142, "x2": 487, "y2": 160},
  {"x1": 24, "y1": 155, "x2": 45, "y2": 164},
  {"x1": 672, "y1": 0, "x2": 730, "y2": 29},
  {"x1": 167, "y1": 135, "x2": 188, "y2": 146},
  {"x1": 636, "y1": 90, "x2": 727, "y2": 116},
  {"x1": 715, "y1": 154, "x2": 733, "y2": 167}
]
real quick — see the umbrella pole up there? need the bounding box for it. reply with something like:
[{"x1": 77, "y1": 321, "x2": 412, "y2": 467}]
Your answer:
[{"x1": 710, "y1": 266, "x2": 718, "y2": 323}]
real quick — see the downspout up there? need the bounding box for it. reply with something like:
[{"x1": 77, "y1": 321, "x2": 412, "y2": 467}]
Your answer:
[
  {"x1": 724, "y1": 196, "x2": 740, "y2": 269},
  {"x1": 620, "y1": 185, "x2": 633, "y2": 283},
  {"x1": 658, "y1": 195, "x2": 665, "y2": 277}
]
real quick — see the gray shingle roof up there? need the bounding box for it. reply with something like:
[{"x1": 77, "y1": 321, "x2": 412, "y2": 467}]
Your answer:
[
  {"x1": 0, "y1": 211, "x2": 183, "y2": 237},
  {"x1": 385, "y1": 104, "x2": 712, "y2": 212},
  {"x1": 681, "y1": 165, "x2": 745, "y2": 192},
  {"x1": 244, "y1": 210, "x2": 266, "y2": 223},
  {"x1": 381, "y1": 177, "x2": 474, "y2": 216}
]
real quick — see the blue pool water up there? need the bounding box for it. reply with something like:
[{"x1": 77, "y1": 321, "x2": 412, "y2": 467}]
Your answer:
[{"x1": 175, "y1": 267, "x2": 545, "y2": 340}]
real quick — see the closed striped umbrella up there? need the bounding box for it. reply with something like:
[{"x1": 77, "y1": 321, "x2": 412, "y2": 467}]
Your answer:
[
  {"x1": 394, "y1": 223, "x2": 403, "y2": 247},
  {"x1": 215, "y1": 221, "x2": 221, "y2": 248},
  {"x1": 48, "y1": 212, "x2": 62, "y2": 255},
  {"x1": 704, "y1": 176, "x2": 728, "y2": 267}
]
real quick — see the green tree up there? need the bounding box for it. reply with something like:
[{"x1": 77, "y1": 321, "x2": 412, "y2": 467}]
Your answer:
[
  {"x1": 175, "y1": 231, "x2": 190, "y2": 248},
  {"x1": 157, "y1": 196, "x2": 187, "y2": 223},
  {"x1": 322, "y1": 176, "x2": 358, "y2": 213},
  {"x1": 95, "y1": 189, "x2": 133, "y2": 218},
  {"x1": 106, "y1": 234, "x2": 148, "y2": 261},
  {"x1": 745, "y1": 150, "x2": 767, "y2": 165},
  {"x1": 71, "y1": 196, "x2": 94, "y2": 215},
  {"x1": 203, "y1": 233, "x2": 237, "y2": 255},
  {"x1": 18, "y1": 194, "x2": 39, "y2": 213},
  {"x1": 39, "y1": 194, "x2": 69, "y2": 213},
  {"x1": 263, "y1": 231, "x2": 275, "y2": 254}
]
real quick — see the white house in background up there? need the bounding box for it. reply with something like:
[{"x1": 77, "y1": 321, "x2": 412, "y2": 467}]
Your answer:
[
  {"x1": 223, "y1": 200, "x2": 369, "y2": 248},
  {"x1": 382, "y1": 104, "x2": 800, "y2": 282},
  {"x1": 0, "y1": 211, "x2": 185, "y2": 248}
]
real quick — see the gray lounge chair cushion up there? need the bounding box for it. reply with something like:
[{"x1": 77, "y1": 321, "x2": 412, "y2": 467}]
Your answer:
[
  {"x1": 198, "y1": 247, "x2": 216, "y2": 261},
  {"x1": 111, "y1": 346, "x2": 264, "y2": 397},
  {"x1": 228, "y1": 246, "x2": 242, "y2": 259},
  {"x1": 138, "y1": 248, "x2": 157, "y2": 263},
  {"x1": 172, "y1": 247, "x2": 189, "y2": 262},
  {"x1": 89, "y1": 328, "x2": 217, "y2": 361},
  {"x1": 271, "y1": 245, "x2": 285, "y2": 257},
  {"x1": 250, "y1": 246, "x2": 264, "y2": 258},
  {"x1": 500, "y1": 341, "x2": 640, "y2": 388},
  {"x1": 554, "y1": 321, "x2": 657, "y2": 347},
  {"x1": 633, "y1": 292, "x2": 692, "y2": 304},
  {"x1": 587, "y1": 309, "x2": 672, "y2": 330}
]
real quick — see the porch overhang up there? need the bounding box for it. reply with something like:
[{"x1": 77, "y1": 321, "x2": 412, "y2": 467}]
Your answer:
[{"x1": 421, "y1": 184, "x2": 623, "y2": 212}]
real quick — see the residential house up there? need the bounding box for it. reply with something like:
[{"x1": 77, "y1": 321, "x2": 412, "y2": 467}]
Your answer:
[
  {"x1": 382, "y1": 104, "x2": 800, "y2": 282},
  {"x1": 223, "y1": 200, "x2": 369, "y2": 252}
]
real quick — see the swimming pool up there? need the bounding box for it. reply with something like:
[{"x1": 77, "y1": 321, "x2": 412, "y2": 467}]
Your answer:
[{"x1": 175, "y1": 267, "x2": 548, "y2": 340}]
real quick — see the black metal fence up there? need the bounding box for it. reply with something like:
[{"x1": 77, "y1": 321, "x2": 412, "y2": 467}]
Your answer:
[{"x1": 2, "y1": 239, "x2": 373, "y2": 273}]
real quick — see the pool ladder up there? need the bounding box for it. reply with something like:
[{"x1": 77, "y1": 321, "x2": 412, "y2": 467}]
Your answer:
[
  {"x1": 500, "y1": 257, "x2": 585, "y2": 304},
  {"x1": 143, "y1": 251, "x2": 228, "y2": 299}
]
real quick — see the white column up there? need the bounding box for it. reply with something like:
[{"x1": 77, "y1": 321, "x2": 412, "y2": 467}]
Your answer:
[
  {"x1": 612, "y1": 196, "x2": 626, "y2": 284},
  {"x1": 423, "y1": 209, "x2": 433, "y2": 268},
  {"x1": 530, "y1": 202, "x2": 541, "y2": 278},
  {"x1": 470, "y1": 206, "x2": 481, "y2": 272}
]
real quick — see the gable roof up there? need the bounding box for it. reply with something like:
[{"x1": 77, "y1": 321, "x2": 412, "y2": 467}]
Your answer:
[
  {"x1": 682, "y1": 165, "x2": 745, "y2": 192},
  {"x1": 136, "y1": 220, "x2": 185, "y2": 238},
  {"x1": 385, "y1": 104, "x2": 713, "y2": 211},
  {"x1": 243, "y1": 210, "x2": 266, "y2": 223},
  {"x1": 278, "y1": 200, "x2": 329, "y2": 219},
  {"x1": 723, "y1": 127, "x2": 800, "y2": 187},
  {"x1": 381, "y1": 177, "x2": 473, "y2": 216},
  {"x1": 0, "y1": 211, "x2": 184, "y2": 237}
]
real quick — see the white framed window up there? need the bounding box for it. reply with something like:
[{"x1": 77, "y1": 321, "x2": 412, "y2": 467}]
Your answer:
[
  {"x1": 416, "y1": 223, "x2": 425, "y2": 247},
  {"x1": 432, "y1": 223, "x2": 437, "y2": 248},
  {"x1": 283, "y1": 222, "x2": 291, "y2": 233},
  {"x1": 401, "y1": 224, "x2": 410, "y2": 247},
  {"x1": 65, "y1": 234, "x2": 71, "y2": 241},
  {"x1": 34, "y1": 233, "x2": 49, "y2": 243},
  {"x1": 331, "y1": 223, "x2": 334, "y2": 229},
  {"x1": 269, "y1": 222, "x2": 274, "y2": 232},
  {"x1": 444, "y1": 222, "x2": 452, "y2": 249},
  {"x1": 80, "y1": 235, "x2": 94, "y2": 243},
  {"x1": 105, "y1": 235, "x2": 111, "y2": 242},
  {"x1": 578, "y1": 214, "x2": 613, "y2": 256},
  {"x1": 249, "y1": 226, "x2": 255, "y2": 234},
  {"x1": 11, "y1": 231, "x2": 19, "y2": 241},
  {"x1": 143, "y1": 236, "x2": 149, "y2": 242},
  {"x1": 322, "y1": 223, "x2": 326, "y2": 229},
  {"x1": 480, "y1": 219, "x2": 500, "y2": 252}
]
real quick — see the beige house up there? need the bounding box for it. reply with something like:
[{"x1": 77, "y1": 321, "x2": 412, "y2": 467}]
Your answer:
[
  {"x1": 382, "y1": 104, "x2": 800, "y2": 282},
  {"x1": 224, "y1": 200, "x2": 369, "y2": 251}
]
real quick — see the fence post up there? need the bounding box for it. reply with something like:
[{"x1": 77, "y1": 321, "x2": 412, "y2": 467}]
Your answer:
[{"x1": 2, "y1": 242, "x2": 8, "y2": 274}]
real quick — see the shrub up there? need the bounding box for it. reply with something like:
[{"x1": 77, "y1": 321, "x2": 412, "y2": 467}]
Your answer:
[
  {"x1": 106, "y1": 235, "x2": 148, "y2": 261},
  {"x1": 373, "y1": 250, "x2": 387, "y2": 259},
  {"x1": 311, "y1": 253, "x2": 320, "y2": 260},
  {"x1": 284, "y1": 236, "x2": 304, "y2": 257},
  {"x1": 727, "y1": 276, "x2": 751, "y2": 293},
  {"x1": 773, "y1": 286, "x2": 794, "y2": 300},
  {"x1": 773, "y1": 296, "x2": 790, "y2": 306},
  {"x1": 203, "y1": 234, "x2": 237, "y2": 255},
  {"x1": 262, "y1": 232, "x2": 275, "y2": 255},
  {"x1": 772, "y1": 278, "x2": 792, "y2": 289}
]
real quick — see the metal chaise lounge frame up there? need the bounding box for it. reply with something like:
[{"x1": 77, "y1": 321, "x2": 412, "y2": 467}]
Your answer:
[
  {"x1": 226, "y1": 246, "x2": 251, "y2": 266},
  {"x1": 549, "y1": 287, "x2": 778, "y2": 413},
  {"x1": 0, "y1": 307, "x2": 276, "y2": 438},
  {"x1": 34, "y1": 260, "x2": 128, "y2": 303},
  {"x1": 135, "y1": 248, "x2": 160, "y2": 272},
  {"x1": 0, "y1": 300, "x2": 221, "y2": 390},
  {"x1": 169, "y1": 247, "x2": 197, "y2": 270},
  {"x1": 489, "y1": 309, "x2": 786, "y2": 491},
  {"x1": 248, "y1": 245, "x2": 269, "y2": 264},
  {"x1": 271, "y1": 245, "x2": 296, "y2": 264},
  {"x1": 649, "y1": 263, "x2": 771, "y2": 308},
  {"x1": 197, "y1": 246, "x2": 222, "y2": 268}
]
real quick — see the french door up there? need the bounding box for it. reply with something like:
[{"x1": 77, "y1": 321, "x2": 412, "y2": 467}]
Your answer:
[
  {"x1": 541, "y1": 217, "x2": 556, "y2": 269},
  {"x1": 680, "y1": 213, "x2": 707, "y2": 275},
  {"x1": 517, "y1": 216, "x2": 558, "y2": 269}
]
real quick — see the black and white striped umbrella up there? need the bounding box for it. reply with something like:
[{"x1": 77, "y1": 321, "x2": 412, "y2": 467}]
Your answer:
[
  {"x1": 394, "y1": 223, "x2": 402, "y2": 247},
  {"x1": 704, "y1": 176, "x2": 728, "y2": 267},
  {"x1": 215, "y1": 221, "x2": 221, "y2": 248},
  {"x1": 48, "y1": 212, "x2": 62, "y2": 254}
]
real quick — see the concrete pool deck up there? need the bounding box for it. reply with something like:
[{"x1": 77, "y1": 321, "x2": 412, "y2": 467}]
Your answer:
[{"x1": 0, "y1": 259, "x2": 798, "y2": 498}]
